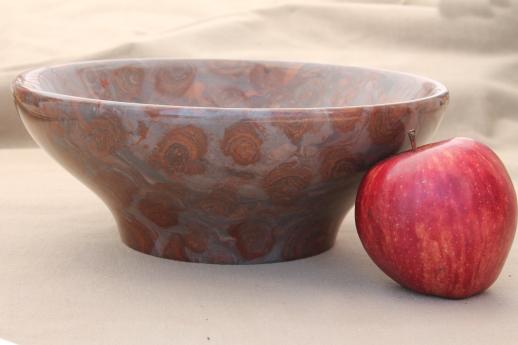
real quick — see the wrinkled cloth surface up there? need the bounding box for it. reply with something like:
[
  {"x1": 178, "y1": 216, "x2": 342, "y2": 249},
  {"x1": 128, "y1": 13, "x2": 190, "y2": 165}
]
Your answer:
[{"x1": 1, "y1": 0, "x2": 517, "y2": 344}]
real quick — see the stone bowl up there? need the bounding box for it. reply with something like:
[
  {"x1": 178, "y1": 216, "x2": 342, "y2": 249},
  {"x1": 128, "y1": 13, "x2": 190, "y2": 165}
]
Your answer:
[{"x1": 12, "y1": 59, "x2": 448, "y2": 264}]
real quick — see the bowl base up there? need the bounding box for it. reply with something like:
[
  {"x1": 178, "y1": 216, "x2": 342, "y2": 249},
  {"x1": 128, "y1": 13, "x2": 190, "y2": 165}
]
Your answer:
[
  {"x1": 121, "y1": 237, "x2": 336, "y2": 265},
  {"x1": 116, "y1": 214, "x2": 340, "y2": 264}
]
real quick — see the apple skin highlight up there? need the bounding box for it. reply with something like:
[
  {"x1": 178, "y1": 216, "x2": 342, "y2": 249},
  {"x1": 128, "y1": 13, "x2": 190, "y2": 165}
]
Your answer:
[{"x1": 355, "y1": 137, "x2": 517, "y2": 299}]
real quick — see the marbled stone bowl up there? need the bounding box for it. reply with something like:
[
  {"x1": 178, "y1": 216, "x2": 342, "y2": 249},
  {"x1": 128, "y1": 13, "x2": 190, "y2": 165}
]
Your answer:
[{"x1": 13, "y1": 59, "x2": 448, "y2": 264}]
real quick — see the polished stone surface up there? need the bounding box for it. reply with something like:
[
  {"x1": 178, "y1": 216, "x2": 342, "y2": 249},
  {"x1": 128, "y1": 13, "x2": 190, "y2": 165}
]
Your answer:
[{"x1": 13, "y1": 59, "x2": 448, "y2": 263}]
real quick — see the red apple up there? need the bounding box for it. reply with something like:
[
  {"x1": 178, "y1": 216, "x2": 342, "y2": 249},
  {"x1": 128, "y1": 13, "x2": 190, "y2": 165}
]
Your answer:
[{"x1": 355, "y1": 134, "x2": 517, "y2": 298}]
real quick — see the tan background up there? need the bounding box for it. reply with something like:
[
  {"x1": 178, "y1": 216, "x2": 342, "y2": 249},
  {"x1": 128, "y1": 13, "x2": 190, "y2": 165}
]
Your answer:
[{"x1": 1, "y1": 0, "x2": 518, "y2": 344}]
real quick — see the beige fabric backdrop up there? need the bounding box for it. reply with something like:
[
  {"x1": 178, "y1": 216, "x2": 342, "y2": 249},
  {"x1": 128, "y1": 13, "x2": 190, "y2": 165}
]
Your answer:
[{"x1": 1, "y1": 0, "x2": 518, "y2": 344}]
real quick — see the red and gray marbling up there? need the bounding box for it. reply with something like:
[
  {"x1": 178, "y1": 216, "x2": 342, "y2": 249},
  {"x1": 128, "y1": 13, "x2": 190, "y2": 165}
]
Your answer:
[{"x1": 13, "y1": 59, "x2": 448, "y2": 264}]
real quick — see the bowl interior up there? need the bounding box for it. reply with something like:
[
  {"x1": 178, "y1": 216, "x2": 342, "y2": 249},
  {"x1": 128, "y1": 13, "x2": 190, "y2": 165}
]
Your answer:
[{"x1": 21, "y1": 60, "x2": 445, "y2": 109}]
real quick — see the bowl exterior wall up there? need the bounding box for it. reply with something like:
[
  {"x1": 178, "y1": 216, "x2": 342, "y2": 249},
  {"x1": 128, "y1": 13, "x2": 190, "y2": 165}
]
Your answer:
[{"x1": 14, "y1": 71, "x2": 447, "y2": 264}]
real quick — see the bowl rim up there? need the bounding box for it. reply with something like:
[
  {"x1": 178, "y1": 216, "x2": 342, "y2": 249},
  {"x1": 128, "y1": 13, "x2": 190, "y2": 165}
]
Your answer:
[{"x1": 12, "y1": 58, "x2": 449, "y2": 113}]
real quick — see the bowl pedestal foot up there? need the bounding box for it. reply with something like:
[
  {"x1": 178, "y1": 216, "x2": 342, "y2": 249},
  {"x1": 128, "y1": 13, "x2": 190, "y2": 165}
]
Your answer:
[{"x1": 114, "y1": 211, "x2": 343, "y2": 264}]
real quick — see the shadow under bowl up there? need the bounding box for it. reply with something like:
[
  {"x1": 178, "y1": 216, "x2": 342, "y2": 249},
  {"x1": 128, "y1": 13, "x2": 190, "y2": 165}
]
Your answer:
[{"x1": 13, "y1": 58, "x2": 448, "y2": 264}]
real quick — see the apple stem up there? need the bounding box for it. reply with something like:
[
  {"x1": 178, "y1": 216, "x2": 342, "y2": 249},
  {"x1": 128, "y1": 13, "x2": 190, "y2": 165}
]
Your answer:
[{"x1": 408, "y1": 129, "x2": 417, "y2": 152}]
